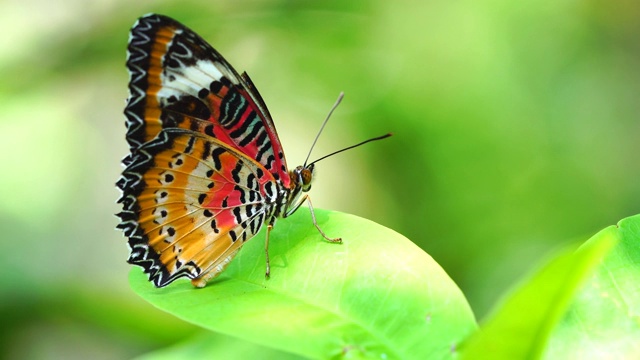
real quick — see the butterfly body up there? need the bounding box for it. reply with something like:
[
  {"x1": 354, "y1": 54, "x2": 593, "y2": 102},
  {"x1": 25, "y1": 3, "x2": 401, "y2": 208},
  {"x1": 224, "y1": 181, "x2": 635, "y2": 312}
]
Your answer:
[{"x1": 117, "y1": 14, "x2": 324, "y2": 288}]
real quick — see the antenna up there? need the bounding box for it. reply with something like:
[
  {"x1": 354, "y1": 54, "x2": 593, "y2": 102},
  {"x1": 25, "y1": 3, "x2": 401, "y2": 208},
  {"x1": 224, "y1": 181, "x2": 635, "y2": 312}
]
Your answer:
[
  {"x1": 303, "y1": 92, "x2": 345, "y2": 167},
  {"x1": 309, "y1": 133, "x2": 392, "y2": 166},
  {"x1": 303, "y1": 92, "x2": 392, "y2": 167}
]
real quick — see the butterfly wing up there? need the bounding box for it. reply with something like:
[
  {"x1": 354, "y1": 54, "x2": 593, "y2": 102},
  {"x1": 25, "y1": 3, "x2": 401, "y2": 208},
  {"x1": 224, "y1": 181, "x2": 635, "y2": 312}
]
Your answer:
[
  {"x1": 117, "y1": 129, "x2": 277, "y2": 287},
  {"x1": 124, "y1": 14, "x2": 290, "y2": 188}
]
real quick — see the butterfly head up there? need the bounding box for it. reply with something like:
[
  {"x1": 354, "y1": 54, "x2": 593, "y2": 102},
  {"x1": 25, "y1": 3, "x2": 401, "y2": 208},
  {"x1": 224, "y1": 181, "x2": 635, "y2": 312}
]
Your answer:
[{"x1": 291, "y1": 164, "x2": 315, "y2": 192}]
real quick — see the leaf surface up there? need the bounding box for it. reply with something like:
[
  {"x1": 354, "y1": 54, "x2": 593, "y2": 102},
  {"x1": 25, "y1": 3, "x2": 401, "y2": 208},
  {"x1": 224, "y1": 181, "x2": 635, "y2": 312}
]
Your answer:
[{"x1": 130, "y1": 209, "x2": 477, "y2": 359}]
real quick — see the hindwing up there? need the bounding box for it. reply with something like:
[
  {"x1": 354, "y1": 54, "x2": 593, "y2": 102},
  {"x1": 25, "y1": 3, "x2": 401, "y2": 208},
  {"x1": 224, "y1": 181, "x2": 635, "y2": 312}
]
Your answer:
[{"x1": 117, "y1": 129, "x2": 276, "y2": 287}]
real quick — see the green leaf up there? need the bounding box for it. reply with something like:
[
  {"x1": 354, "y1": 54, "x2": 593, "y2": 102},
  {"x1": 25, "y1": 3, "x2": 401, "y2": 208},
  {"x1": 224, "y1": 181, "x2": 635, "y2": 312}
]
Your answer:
[
  {"x1": 130, "y1": 209, "x2": 477, "y2": 359},
  {"x1": 459, "y1": 220, "x2": 619, "y2": 359},
  {"x1": 136, "y1": 332, "x2": 304, "y2": 360},
  {"x1": 544, "y1": 214, "x2": 640, "y2": 358}
]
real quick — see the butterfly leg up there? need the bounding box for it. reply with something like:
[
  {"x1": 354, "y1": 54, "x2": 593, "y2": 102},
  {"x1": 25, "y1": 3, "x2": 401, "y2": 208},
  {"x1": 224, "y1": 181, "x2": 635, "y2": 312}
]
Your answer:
[
  {"x1": 302, "y1": 195, "x2": 342, "y2": 244},
  {"x1": 265, "y1": 224, "x2": 272, "y2": 279}
]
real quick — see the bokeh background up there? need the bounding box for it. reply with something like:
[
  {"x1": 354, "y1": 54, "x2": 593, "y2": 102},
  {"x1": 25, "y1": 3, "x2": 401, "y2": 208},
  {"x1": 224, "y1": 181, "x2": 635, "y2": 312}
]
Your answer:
[{"x1": 1, "y1": 0, "x2": 638, "y2": 358}]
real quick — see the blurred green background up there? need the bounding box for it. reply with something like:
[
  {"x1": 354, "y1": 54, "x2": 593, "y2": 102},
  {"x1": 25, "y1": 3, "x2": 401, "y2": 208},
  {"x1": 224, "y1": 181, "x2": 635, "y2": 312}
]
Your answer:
[{"x1": 1, "y1": 0, "x2": 638, "y2": 358}]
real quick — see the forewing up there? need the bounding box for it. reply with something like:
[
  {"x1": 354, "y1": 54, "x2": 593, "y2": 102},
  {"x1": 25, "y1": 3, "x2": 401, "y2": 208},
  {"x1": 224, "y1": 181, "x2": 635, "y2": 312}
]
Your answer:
[
  {"x1": 117, "y1": 129, "x2": 276, "y2": 287},
  {"x1": 125, "y1": 14, "x2": 290, "y2": 187}
]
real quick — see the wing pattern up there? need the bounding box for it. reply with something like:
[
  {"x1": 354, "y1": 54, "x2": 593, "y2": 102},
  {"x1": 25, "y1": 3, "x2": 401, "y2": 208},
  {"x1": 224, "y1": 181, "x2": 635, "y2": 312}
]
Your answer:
[
  {"x1": 118, "y1": 129, "x2": 278, "y2": 287},
  {"x1": 124, "y1": 14, "x2": 290, "y2": 187},
  {"x1": 118, "y1": 14, "x2": 301, "y2": 287}
]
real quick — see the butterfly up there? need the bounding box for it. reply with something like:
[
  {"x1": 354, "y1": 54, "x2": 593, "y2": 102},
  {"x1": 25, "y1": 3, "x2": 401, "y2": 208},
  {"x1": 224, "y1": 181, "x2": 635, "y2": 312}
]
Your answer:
[{"x1": 117, "y1": 14, "x2": 389, "y2": 288}]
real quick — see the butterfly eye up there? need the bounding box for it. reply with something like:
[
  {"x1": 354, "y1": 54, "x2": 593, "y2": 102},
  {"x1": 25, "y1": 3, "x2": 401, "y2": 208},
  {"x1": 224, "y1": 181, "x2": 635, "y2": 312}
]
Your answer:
[{"x1": 300, "y1": 166, "x2": 314, "y2": 191}]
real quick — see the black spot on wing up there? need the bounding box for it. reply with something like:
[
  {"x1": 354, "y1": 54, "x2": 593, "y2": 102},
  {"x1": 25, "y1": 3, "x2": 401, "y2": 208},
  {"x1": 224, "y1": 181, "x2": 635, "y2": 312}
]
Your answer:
[
  {"x1": 202, "y1": 140, "x2": 211, "y2": 160},
  {"x1": 210, "y1": 81, "x2": 223, "y2": 94},
  {"x1": 232, "y1": 207, "x2": 242, "y2": 224},
  {"x1": 198, "y1": 88, "x2": 209, "y2": 99},
  {"x1": 211, "y1": 147, "x2": 226, "y2": 171},
  {"x1": 164, "y1": 95, "x2": 211, "y2": 121},
  {"x1": 231, "y1": 161, "x2": 243, "y2": 183}
]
